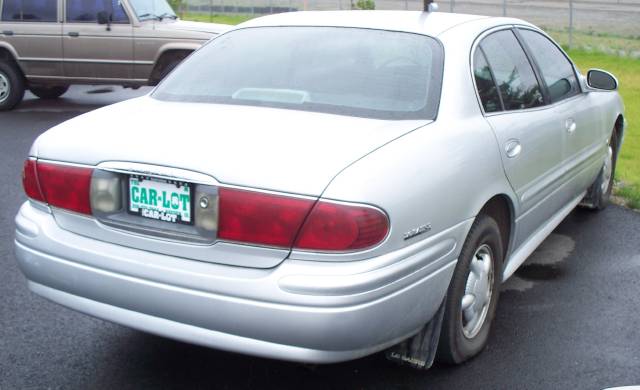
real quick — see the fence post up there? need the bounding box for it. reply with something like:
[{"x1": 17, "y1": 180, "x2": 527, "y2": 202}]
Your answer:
[
  {"x1": 502, "y1": 0, "x2": 506, "y2": 16},
  {"x1": 450, "y1": 0, "x2": 454, "y2": 12},
  {"x1": 569, "y1": 0, "x2": 574, "y2": 49}
]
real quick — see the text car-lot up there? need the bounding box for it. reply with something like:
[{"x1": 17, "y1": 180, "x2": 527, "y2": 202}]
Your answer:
[
  {"x1": 15, "y1": 11, "x2": 624, "y2": 369},
  {"x1": 0, "y1": 0, "x2": 228, "y2": 110}
]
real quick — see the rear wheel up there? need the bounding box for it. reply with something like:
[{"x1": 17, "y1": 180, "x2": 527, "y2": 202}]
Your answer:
[
  {"x1": 437, "y1": 214, "x2": 503, "y2": 364},
  {"x1": 0, "y1": 60, "x2": 25, "y2": 111},
  {"x1": 30, "y1": 85, "x2": 69, "y2": 100}
]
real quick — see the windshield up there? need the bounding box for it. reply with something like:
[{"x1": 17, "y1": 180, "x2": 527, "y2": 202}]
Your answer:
[
  {"x1": 129, "y1": 0, "x2": 176, "y2": 20},
  {"x1": 153, "y1": 27, "x2": 443, "y2": 120}
]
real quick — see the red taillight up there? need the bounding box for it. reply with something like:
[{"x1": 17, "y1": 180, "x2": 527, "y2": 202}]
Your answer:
[
  {"x1": 218, "y1": 187, "x2": 389, "y2": 252},
  {"x1": 36, "y1": 162, "x2": 93, "y2": 215},
  {"x1": 295, "y1": 201, "x2": 389, "y2": 251},
  {"x1": 218, "y1": 187, "x2": 314, "y2": 248},
  {"x1": 22, "y1": 159, "x2": 45, "y2": 202}
]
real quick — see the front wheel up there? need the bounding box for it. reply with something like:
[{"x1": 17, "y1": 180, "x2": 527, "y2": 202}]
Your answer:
[
  {"x1": 30, "y1": 85, "x2": 69, "y2": 100},
  {"x1": 582, "y1": 130, "x2": 618, "y2": 211},
  {"x1": 437, "y1": 214, "x2": 503, "y2": 364},
  {"x1": 0, "y1": 60, "x2": 25, "y2": 111}
]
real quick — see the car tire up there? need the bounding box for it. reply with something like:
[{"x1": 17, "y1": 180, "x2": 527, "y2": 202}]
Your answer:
[
  {"x1": 583, "y1": 130, "x2": 618, "y2": 211},
  {"x1": 0, "y1": 60, "x2": 25, "y2": 111},
  {"x1": 436, "y1": 213, "x2": 503, "y2": 364},
  {"x1": 30, "y1": 85, "x2": 69, "y2": 100}
]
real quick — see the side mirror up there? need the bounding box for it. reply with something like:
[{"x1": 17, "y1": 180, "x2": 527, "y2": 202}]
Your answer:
[
  {"x1": 587, "y1": 69, "x2": 618, "y2": 91},
  {"x1": 97, "y1": 11, "x2": 112, "y2": 31}
]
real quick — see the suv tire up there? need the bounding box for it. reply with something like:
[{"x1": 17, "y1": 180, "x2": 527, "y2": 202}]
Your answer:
[
  {"x1": 0, "y1": 60, "x2": 25, "y2": 111},
  {"x1": 30, "y1": 85, "x2": 69, "y2": 100}
]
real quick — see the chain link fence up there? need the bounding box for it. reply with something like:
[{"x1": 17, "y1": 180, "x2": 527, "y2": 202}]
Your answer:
[{"x1": 177, "y1": 0, "x2": 640, "y2": 57}]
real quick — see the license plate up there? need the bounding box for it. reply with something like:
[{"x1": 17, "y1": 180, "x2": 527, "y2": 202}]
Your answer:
[{"x1": 128, "y1": 177, "x2": 192, "y2": 225}]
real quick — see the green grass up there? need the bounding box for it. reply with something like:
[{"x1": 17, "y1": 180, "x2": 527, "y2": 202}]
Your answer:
[
  {"x1": 178, "y1": 13, "x2": 640, "y2": 209},
  {"x1": 181, "y1": 12, "x2": 255, "y2": 25},
  {"x1": 568, "y1": 50, "x2": 640, "y2": 209},
  {"x1": 547, "y1": 29, "x2": 640, "y2": 59}
]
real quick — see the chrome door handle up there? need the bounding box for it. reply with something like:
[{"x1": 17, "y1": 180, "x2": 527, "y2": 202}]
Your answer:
[
  {"x1": 566, "y1": 118, "x2": 577, "y2": 133},
  {"x1": 505, "y1": 139, "x2": 522, "y2": 158}
]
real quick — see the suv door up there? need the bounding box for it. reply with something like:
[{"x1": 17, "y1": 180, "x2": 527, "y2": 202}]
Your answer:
[
  {"x1": 473, "y1": 29, "x2": 566, "y2": 250},
  {"x1": 0, "y1": 0, "x2": 62, "y2": 78},
  {"x1": 517, "y1": 27, "x2": 608, "y2": 196},
  {"x1": 63, "y1": 0, "x2": 133, "y2": 81}
]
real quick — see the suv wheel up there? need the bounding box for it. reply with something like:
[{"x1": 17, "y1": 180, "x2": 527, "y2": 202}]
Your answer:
[
  {"x1": 437, "y1": 214, "x2": 503, "y2": 364},
  {"x1": 30, "y1": 85, "x2": 69, "y2": 100},
  {"x1": 0, "y1": 60, "x2": 25, "y2": 111}
]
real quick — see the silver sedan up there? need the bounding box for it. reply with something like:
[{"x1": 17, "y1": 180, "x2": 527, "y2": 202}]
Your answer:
[{"x1": 15, "y1": 10, "x2": 624, "y2": 369}]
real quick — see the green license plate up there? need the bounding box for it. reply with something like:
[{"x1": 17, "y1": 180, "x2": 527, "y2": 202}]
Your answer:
[{"x1": 128, "y1": 177, "x2": 192, "y2": 225}]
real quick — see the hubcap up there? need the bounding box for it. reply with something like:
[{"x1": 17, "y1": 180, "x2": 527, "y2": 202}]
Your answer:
[
  {"x1": 461, "y1": 244, "x2": 494, "y2": 339},
  {"x1": 601, "y1": 145, "x2": 614, "y2": 194},
  {"x1": 0, "y1": 73, "x2": 9, "y2": 103}
]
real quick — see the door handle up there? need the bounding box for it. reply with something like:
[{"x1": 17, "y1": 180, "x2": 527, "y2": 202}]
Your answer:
[
  {"x1": 2, "y1": 30, "x2": 13, "y2": 36},
  {"x1": 68, "y1": 32, "x2": 80, "y2": 37},
  {"x1": 505, "y1": 139, "x2": 522, "y2": 158},
  {"x1": 566, "y1": 118, "x2": 577, "y2": 133}
]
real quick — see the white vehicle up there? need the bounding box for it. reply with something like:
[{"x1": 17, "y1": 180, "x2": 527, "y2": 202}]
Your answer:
[{"x1": 15, "y1": 11, "x2": 624, "y2": 369}]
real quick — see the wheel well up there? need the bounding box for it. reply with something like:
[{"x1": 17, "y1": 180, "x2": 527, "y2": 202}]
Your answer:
[
  {"x1": 0, "y1": 48, "x2": 25, "y2": 78},
  {"x1": 149, "y1": 49, "x2": 192, "y2": 86},
  {"x1": 478, "y1": 195, "x2": 513, "y2": 258}
]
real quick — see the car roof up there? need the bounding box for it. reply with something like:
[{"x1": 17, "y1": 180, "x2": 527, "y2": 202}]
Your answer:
[{"x1": 236, "y1": 11, "x2": 529, "y2": 37}]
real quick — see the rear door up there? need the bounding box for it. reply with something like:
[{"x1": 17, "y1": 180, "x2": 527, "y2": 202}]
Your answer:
[
  {"x1": 63, "y1": 0, "x2": 133, "y2": 81},
  {"x1": 0, "y1": 0, "x2": 62, "y2": 78},
  {"x1": 473, "y1": 28, "x2": 566, "y2": 249}
]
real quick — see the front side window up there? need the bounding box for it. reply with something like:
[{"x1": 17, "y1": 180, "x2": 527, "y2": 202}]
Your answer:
[
  {"x1": 479, "y1": 30, "x2": 544, "y2": 111},
  {"x1": 153, "y1": 27, "x2": 444, "y2": 120},
  {"x1": 519, "y1": 29, "x2": 580, "y2": 103},
  {"x1": 1, "y1": 0, "x2": 57, "y2": 22},
  {"x1": 67, "y1": 0, "x2": 129, "y2": 23}
]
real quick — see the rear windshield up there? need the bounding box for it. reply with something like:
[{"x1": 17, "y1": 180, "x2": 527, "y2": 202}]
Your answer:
[{"x1": 153, "y1": 27, "x2": 443, "y2": 120}]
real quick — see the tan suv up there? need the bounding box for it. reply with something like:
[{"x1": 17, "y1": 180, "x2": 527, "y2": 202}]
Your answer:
[{"x1": 0, "y1": 0, "x2": 228, "y2": 110}]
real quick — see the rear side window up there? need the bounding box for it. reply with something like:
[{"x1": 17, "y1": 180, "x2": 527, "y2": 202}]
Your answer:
[
  {"x1": 478, "y1": 30, "x2": 544, "y2": 111},
  {"x1": 2, "y1": 0, "x2": 57, "y2": 22},
  {"x1": 473, "y1": 48, "x2": 502, "y2": 113},
  {"x1": 67, "y1": 0, "x2": 129, "y2": 23},
  {"x1": 518, "y1": 29, "x2": 580, "y2": 103}
]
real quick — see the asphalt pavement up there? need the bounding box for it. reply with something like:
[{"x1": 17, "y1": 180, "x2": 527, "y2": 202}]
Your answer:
[{"x1": 1, "y1": 86, "x2": 639, "y2": 389}]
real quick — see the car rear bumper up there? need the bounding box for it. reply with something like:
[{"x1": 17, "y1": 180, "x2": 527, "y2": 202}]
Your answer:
[{"x1": 14, "y1": 201, "x2": 468, "y2": 363}]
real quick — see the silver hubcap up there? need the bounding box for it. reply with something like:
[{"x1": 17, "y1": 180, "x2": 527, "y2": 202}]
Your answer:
[
  {"x1": 0, "y1": 73, "x2": 9, "y2": 103},
  {"x1": 601, "y1": 145, "x2": 614, "y2": 194},
  {"x1": 461, "y1": 244, "x2": 494, "y2": 339}
]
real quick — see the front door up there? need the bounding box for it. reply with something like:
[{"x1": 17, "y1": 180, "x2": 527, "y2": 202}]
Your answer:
[
  {"x1": 62, "y1": 0, "x2": 133, "y2": 81},
  {"x1": 0, "y1": 0, "x2": 62, "y2": 78},
  {"x1": 517, "y1": 28, "x2": 608, "y2": 196}
]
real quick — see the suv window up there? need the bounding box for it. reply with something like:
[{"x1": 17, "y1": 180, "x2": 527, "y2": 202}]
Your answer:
[
  {"x1": 67, "y1": 0, "x2": 129, "y2": 23},
  {"x1": 1, "y1": 0, "x2": 57, "y2": 22},
  {"x1": 473, "y1": 48, "x2": 502, "y2": 113},
  {"x1": 518, "y1": 29, "x2": 580, "y2": 103},
  {"x1": 478, "y1": 30, "x2": 544, "y2": 111}
]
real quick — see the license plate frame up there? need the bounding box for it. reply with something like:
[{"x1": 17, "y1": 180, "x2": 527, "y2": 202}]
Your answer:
[{"x1": 127, "y1": 175, "x2": 194, "y2": 226}]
